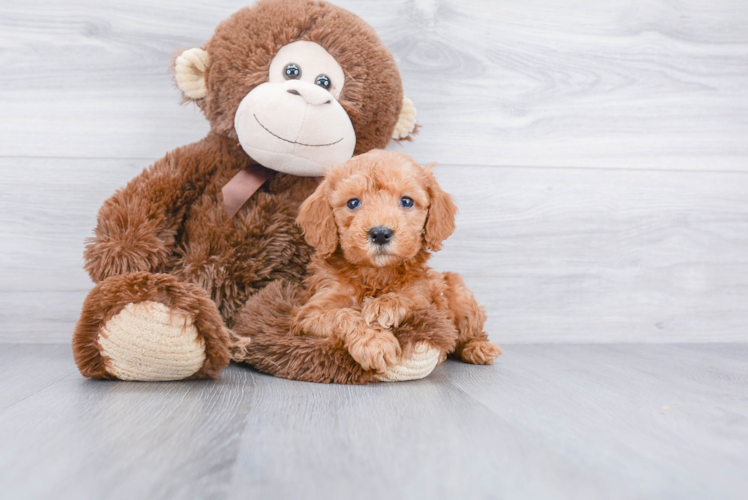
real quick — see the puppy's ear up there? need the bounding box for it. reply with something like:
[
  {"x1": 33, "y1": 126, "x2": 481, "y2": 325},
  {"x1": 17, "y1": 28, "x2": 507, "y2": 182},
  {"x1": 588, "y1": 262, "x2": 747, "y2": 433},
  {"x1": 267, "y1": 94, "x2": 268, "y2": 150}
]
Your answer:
[
  {"x1": 297, "y1": 180, "x2": 338, "y2": 256},
  {"x1": 423, "y1": 164, "x2": 458, "y2": 252}
]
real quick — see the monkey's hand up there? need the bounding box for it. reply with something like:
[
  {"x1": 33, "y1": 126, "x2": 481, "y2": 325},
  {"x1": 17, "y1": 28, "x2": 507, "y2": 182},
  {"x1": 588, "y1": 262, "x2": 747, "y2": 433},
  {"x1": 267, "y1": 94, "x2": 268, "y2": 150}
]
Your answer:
[
  {"x1": 83, "y1": 142, "x2": 223, "y2": 283},
  {"x1": 84, "y1": 214, "x2": 176, "y2": 283}
]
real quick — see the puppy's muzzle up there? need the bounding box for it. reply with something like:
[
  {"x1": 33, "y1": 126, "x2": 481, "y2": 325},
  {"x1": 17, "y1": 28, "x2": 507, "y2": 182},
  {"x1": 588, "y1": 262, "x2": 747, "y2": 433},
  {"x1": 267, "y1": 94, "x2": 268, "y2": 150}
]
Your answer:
[{"x1": 368, "y1": 226, "x2": 393, "y2": 246}]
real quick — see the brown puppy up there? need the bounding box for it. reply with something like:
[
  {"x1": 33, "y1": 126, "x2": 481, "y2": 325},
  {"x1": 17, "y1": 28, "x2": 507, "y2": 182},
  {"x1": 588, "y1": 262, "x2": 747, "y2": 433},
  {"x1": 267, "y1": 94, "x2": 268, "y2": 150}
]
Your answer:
[{"x1": 294, "y1": 150, "x2": 501, "y2": 373}]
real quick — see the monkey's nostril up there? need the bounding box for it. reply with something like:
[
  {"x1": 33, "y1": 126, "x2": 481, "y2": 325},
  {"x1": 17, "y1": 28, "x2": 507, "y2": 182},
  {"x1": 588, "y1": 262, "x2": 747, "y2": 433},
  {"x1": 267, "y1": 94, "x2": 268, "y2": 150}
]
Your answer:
[
  {"x1": 287, "y1": 89, "x2": 301, "y2": 96},
  {"x1": 368, "y1": 227, "x2": 394, "y2": 246}
]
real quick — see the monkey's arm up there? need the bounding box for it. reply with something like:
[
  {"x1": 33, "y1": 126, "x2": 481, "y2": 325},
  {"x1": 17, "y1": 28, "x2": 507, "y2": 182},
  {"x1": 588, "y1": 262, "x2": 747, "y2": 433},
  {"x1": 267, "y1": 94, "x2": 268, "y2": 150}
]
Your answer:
[{"x1": 84, "y1": 135, "x2": 234, "y2": 283}]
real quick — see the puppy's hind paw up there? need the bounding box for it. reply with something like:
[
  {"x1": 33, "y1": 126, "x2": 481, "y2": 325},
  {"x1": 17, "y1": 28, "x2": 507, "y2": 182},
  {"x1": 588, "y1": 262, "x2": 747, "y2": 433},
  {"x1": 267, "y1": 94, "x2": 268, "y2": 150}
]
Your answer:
[
  {"x1": 461, "y1": 339, "x2": 502, "y2": 365},
  {"x1": 348, "y1": 328, "x2": 402, "y2": 373}
]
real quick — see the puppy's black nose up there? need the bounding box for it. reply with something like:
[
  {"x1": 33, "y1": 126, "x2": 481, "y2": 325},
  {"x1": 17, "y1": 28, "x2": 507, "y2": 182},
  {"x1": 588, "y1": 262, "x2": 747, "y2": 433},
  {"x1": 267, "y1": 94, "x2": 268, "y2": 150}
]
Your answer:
[{"x1": 368, "y1": 227, "x2": 393, "y2": 246}]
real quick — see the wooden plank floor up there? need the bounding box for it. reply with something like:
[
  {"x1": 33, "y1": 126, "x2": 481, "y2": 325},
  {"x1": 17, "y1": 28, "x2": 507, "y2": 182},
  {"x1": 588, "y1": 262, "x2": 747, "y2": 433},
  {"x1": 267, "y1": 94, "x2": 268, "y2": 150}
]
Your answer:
[{"x1": 1, "y1": 343, "x2": 747, "y2": 500}]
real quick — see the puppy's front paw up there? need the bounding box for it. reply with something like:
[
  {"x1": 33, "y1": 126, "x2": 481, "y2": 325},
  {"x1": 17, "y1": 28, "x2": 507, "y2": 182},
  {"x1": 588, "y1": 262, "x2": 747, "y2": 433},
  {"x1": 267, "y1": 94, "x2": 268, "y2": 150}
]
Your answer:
[
  {"x1": 461, "y1": 339, "x2": 502, "y2": 365},
  {"x1": 348, "y1": 328, "x2": 402, "y2": 373},
  {"x1": 361, "y1": 294, "x2": 410, "y2": 329}
]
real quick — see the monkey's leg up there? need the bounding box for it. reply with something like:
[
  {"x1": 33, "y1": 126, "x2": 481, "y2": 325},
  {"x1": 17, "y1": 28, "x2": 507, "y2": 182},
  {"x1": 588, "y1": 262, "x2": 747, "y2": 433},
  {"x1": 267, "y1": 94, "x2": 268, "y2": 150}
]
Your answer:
[
  {"x1": 373, "y1": 304, "x2": 458, "y2": 382},
  {"x1": 441, "y1": 272, "x2": 502, "y2": 365},
  {"x1": 230, "y1": 281, "x2": 456, "y2": 384},
  {"x1": 73, "y1": 272, "x2": 231, "y2": 381}
]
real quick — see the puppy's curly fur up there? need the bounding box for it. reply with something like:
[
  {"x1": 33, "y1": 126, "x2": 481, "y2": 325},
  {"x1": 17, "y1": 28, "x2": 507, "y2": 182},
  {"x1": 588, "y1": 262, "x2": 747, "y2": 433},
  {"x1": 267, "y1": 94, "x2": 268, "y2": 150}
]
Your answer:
[{"x1": 293, "y1": 150, "x2": 501, "y2": 373}]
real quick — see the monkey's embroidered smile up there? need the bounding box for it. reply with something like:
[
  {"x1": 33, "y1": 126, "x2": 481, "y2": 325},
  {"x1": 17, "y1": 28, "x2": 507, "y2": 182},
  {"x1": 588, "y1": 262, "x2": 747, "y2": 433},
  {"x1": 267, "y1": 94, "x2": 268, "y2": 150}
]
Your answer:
[{"x1": 253, "y1": 114, "x2": 344, "y2": 148}]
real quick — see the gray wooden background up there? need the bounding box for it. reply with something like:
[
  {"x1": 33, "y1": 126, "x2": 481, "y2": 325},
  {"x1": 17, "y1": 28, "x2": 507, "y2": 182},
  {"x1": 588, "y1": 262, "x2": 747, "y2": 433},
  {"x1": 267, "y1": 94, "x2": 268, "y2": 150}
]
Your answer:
[{"x1": 1, "y1": 0, "x2": 747, "y2": 344}]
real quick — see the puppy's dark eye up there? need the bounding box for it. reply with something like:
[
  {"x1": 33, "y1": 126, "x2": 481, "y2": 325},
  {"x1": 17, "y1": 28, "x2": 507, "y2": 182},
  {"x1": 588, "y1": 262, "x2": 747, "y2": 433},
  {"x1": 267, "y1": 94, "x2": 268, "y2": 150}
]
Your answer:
[
  {"x1": 400, "y1": 197, "x2": 414, "y2": 209},
  {"x1": 315, "y1": 74, "x2": 331, "y2": 90},
  {"x1": 284, "y1": 63, "x2": 301, "y2": 80},
  {"x1": 346, "y1": 198, "x2": 361, "y2": 210}
]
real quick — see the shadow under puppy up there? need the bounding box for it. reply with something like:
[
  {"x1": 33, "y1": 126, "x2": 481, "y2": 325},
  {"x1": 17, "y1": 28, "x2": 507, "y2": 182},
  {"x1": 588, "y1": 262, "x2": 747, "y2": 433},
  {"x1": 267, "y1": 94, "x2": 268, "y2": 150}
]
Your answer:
[{"x1": 231, "y1": 150, "x2": 500, "y2": 383}]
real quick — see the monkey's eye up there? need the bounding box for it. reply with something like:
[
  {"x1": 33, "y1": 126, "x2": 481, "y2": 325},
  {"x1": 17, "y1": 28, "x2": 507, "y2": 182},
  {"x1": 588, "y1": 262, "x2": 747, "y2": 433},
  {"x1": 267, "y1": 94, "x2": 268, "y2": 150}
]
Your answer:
[
  {"x1": 346, "y1": 198, "x2": 361, "y2": 210},
  {"x1": 284, "y1": 63, "x2": 301, "y2": 80},
  {"x1": 400, "y1": 197, "x2": 415, "y2": 209},
  {"x1": 315, "y1": 74, "x2": 331, "y2": 90}
]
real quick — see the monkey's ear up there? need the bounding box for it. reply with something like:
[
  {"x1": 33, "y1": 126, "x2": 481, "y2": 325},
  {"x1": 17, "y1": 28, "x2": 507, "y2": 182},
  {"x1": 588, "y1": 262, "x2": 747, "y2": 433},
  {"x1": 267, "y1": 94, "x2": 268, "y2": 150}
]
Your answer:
[
  {"x1": 175, "y1": 47, "x2": 210, "y2": 100},
  {"x1": 297, "y1": 181, "x2": 339, "y2": 257},
  {"x1": 423, "y1": 164, "x2": 457, "y2": 252},
  {"x1": 392, "y1": 97, "x2": 418, "y2": 140}
]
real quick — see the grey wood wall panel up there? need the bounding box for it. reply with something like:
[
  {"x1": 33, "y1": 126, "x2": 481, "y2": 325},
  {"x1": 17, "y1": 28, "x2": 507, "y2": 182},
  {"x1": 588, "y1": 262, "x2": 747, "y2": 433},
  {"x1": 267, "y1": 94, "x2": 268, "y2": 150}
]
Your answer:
[
  {"x1": 1, "y1": 0, "x2": 747, "y2": 170},
  {"x1": 434, "y1": 165, "x2": 748, "y2": 343},
  {"x1": 3, "y1": 158, "x2": 747, "y2": 343},
  {"x1": 1, "y1": 0, "x2": 747, "y2": 343},
  {"x1": 1, "y1": 343, "x2": 747, "y2": 500}
]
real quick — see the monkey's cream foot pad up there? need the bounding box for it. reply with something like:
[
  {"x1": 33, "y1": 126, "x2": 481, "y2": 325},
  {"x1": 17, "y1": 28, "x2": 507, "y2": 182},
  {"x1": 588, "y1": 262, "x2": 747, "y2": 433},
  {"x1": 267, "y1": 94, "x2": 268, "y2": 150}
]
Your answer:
[
  {"x1": 97, "y1": 301, "x2": 206, "y2": 381},
  {"x1": 374, "y1": 341, "x2": 441, "y2": 382}
]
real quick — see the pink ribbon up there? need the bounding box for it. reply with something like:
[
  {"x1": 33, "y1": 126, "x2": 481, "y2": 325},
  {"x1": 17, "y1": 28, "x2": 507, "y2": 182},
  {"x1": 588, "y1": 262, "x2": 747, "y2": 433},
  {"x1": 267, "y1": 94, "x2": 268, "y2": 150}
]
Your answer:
[
  {"x1": 222, "y1": 164, "x2": 274, "y2": 218},
  {"x1": 222, "y1": 165, "x2": 325, "y2": 218}
]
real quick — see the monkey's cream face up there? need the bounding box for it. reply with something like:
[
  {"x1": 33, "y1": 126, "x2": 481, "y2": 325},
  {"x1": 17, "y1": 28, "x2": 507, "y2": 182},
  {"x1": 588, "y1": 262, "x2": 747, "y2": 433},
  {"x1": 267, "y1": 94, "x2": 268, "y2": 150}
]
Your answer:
[{"x1": 234, "y1": 41, "x2": 356, "y2": 176}]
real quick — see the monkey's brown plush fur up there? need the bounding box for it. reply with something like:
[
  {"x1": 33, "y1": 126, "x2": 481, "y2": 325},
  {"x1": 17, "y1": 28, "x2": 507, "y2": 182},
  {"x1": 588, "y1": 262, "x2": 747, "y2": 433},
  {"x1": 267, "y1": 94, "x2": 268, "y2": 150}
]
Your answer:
[
  {"x1": 72, "y1": 0, "x2": 429, "y2": 381},
  {"x1": 230, "y1": 151, "x2": 501, "y2": 383}
]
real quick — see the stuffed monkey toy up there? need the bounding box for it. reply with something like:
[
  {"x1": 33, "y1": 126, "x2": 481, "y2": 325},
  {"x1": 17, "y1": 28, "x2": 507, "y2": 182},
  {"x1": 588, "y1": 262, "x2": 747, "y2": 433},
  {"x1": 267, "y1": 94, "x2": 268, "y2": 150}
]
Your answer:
[{"x1": 72, "y1": 0, "x2": 443, "y2": 383}]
